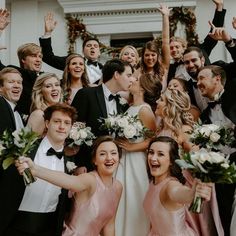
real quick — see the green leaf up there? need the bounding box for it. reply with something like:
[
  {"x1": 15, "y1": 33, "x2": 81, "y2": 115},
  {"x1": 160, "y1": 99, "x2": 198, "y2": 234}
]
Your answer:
[{"x1": 2, "y1": 157, "x2": 14, "y2": 169}]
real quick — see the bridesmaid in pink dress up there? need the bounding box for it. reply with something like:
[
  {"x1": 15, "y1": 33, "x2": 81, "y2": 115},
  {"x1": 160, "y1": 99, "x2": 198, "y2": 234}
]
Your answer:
[
  {"x1": 143, "y1": 136, "x2": 212, "y2": 236},
  {"x1": 17, "y1": 136, "x2": 122, "y2": 236}
]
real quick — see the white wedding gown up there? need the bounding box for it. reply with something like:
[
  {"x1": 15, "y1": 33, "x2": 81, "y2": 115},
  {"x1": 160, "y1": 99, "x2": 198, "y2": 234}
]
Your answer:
[{"x1": 115, "y1": 104, "x2": 150, "y2": 236}]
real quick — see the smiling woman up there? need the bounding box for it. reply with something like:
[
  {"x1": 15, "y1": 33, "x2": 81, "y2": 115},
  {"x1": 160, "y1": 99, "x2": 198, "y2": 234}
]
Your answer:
[
  {"x1": 27, "y1": 73, "x2": 62, "y2": 136},
  {"x1": 143, "y1": 136, "x2": 212, "y2": 236},
  {"x1": 16, "y1": 136, "x2": 123, "y2": 236}
]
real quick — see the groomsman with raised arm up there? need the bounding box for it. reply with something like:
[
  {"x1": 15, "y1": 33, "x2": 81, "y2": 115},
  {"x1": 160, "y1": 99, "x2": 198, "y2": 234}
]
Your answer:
[
  {"x1": 196, "y1": 25, "x2": 236, "y2": 235},
  {"x1": 39, "y1": 12, "x2": 103, "y2": 84}
]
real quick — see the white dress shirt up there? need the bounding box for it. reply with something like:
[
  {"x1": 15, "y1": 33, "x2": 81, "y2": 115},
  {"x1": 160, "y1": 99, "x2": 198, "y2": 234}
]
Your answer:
[
  {"x1": 85, "y1": 59, "x2": 102, "y2": 84},
  {"x1": 18, "y1": 137, "x2": 65, "y2": 213},
  {"x1": 6, "y1": 99, "x2": 24, "y2": 130},
  {"x1": 102, "y1": 84, "x2": 118, "y2": 116}
]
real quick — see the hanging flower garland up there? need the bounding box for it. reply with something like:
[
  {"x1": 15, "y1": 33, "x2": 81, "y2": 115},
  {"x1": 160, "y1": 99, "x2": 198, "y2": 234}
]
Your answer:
[
  {"x1": 65, "y1": 14, "x2": 120, "y2": 55},
  {"x1": 169, "y1": 6, "x2": 199, "y2": 46},
  {"x1": 66, "y1": 6, "x2": 199, "y2": 54}
]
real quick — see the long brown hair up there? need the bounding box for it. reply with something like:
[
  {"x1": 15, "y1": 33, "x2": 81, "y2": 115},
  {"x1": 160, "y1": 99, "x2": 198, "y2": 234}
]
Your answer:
[{"x1": 147, "y1": 136, "x2": 185, "y2": 184}]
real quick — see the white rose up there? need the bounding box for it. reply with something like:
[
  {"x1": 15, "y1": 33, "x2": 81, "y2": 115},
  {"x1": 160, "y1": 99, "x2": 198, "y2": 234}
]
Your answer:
[
  {"x1": 78, "y1": 129, "x2": 88, "y2": 139},
  {"x1": 199, "y1": 126, "x2": 211, "y2": 137},
  {"x1": 123, "y1": 125, "x2": 137, "y2": 139},
  {"x1": 221, "y1": 163, "x2": 230, "y2": 169},
  {"x1": 69, "y1": 128, "x2": 80, "y2": 140},
  {"x1": 207, "y1": 124, "x2": 220, "y2": 132},
  {"x1": 117, "y1": 117, "x2": 129, "y2": 128},
  {"x1": 119, "y1": 97, "x2": 128, "y2": 105},
  {"x1": 66, "y1": 161, "x2": 77, "y2": 173},
  {"x1": 209, "y1": 132, "x2": 221, "y2": 143},
  {"x1": 198, "y1": 150, "x2": 211, "y2": 164},
  {"x1": 209, "y1": 152, "x2": 225, "y2": 163}
]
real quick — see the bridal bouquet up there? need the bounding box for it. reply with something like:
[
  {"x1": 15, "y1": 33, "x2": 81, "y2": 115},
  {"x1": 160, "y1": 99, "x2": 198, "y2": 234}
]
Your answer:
[
  {"x1": 190, "y1": 123, "x2": 235, "y2": 151},
  {"x1": 99, "y1": 113, "x2": 152, "y2": 140},
  {"x1": 68, "y1": 122, "x2": 96, "y2": 147},
  {"x1": 176, "y1": 148, "x2": 236, "y2": 213},
  {"x1": 0, "y1": 127, "x2": 39, "y2": 185}
]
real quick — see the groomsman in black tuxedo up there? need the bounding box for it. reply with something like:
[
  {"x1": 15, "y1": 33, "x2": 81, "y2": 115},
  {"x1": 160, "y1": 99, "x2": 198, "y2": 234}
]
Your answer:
[
  {"x1": 0, "y1": 67, "x2": 24, "y2": 135},
  {"x1": 71, "y1": 59, "x2": 134, "y2": 171},
  {"x1": 197, "y1": 64, "x2": 236, "y2": 236},
  {"x1": 0, "y1": 103, "x2": 77, "y2": 236},
  {"x1": 39, "y1": 12, "x2": 102, "y2": 84},
  {"x1": 168, "y1": 0, "x2": 226, "y2": 82}
]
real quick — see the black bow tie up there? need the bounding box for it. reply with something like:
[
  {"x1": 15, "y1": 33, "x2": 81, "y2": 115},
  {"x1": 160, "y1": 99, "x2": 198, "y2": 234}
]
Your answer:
[
  {"x1": 46, "y1": 147, "x2": 64, "y2": 160},
  {"x1": 109, "y1": 94, "x2": 120, "y2": 102},
  {"x1": 87, "y1": 59, "x2": 103, "y2": 69},
  {"x1": 207, "y1": 99, "x2": 222, "y2": 109},
  {"x1": 87, "y1": 59, "x2": 98, "y2": 66}
]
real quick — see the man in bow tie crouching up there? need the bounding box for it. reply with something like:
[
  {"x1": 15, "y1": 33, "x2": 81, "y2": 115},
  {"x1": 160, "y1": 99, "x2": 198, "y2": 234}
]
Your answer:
[{"x1": 0, "y1": 103, "x2": 77, "y2": 236}]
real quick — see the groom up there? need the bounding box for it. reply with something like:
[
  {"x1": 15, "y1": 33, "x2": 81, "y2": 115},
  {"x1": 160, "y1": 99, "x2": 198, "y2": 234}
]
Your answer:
[
  {"x1": 71, "y1": 58, "x2": 134, "y2": 171},
  {"x1": 0, "y1": 103, "x2": 77, "y2": 236}
]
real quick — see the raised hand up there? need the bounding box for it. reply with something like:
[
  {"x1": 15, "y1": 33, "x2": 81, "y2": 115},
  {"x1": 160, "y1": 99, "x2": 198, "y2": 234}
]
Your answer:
[
  {"x1": 212, "y1": 0, "x2": 223, "y2": 11},
  {"x1": 0, "y1": 8, "x2": 10, "y2": 31},
  {"x1": 208, "y1": 21, "x2": 231, "y2": 42},
  {"x1": 232, "y1": 17, "x2": 236, "y2": 30},
  {"x1": 157, "y1": 3, "x2": 172, "y2": 16},
  {"x1": 44, "y1": 12, "x2": 57, "y2": 35}
]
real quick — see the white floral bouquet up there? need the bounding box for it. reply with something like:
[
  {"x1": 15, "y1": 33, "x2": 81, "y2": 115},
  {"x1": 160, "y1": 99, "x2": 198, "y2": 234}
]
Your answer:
[
  {"x1": 99, "y1": 113, "x2": 152, "y2": 140},
  {"x1": 190, "y1": 123, "x2": 235, "y2": 151},
  {"x1": 176, "y1": 148, "x2": 236, "y2": 213},
  {"x1": 0, "y1": 127, "x2": 39, "y2": 185},
  {"x1": 68, "y1": 122, "x2": 96, "y2": 147}
]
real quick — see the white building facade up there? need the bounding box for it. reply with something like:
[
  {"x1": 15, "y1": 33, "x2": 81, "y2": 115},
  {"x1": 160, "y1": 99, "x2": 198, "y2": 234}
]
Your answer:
[{"x1": 1, "y1": 0, "x2": 236, "y2": 75}]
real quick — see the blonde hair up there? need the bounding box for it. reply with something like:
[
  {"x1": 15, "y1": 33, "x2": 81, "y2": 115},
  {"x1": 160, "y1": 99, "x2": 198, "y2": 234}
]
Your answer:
[
  {"x1": 161, "y1": 89, "x2": 194, "y2": 135},
  {"x1": 0, "y1": 67, "x2": 22, "y2": 87},
  {"x1": 17, "y1": 43, "x2": 42, "y2": 68},
  {"x1": 170, "y1": 36, "x2": 188, "y2": 51},
  {"x1": 119, "y1": 45, "x2": 139, "y2": 67},
  {"x1": 30, "y1": 72, "x2": 61, "y2": 112}
]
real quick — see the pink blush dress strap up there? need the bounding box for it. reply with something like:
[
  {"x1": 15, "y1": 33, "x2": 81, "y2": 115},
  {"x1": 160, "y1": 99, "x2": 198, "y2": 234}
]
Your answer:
[
  {"x1": 62, "y1": 171, "x2": 120, "y2": 236},
  {"x1": 143, "y1": 177, "x2": 197, "y2": 236}
]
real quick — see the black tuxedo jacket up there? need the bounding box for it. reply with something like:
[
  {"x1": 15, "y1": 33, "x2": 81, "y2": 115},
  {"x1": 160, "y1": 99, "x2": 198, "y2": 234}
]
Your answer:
[
  {"x1": 39, "y1": 37, "x2": 67, "y2": 71},
  {"x1": 0, "y1": 141, "x2": 70, "y2": 236},
  {"x1": 71, "y1": 85, "x2": 126, "y2": 169},
  {"x1": 0, "y1": 96, "x2": 16, "y2": 135},
  {"x1": 0, "y1": 61, "x2": 39, "y2": 115},
  {"x1": 200, "y1": 79, "x2": 236, "y2": 236}
]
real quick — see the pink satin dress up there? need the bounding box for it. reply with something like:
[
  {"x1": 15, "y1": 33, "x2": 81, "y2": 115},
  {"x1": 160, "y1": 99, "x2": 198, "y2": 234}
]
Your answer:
[
  {"x1": 143, "y1": 177, "x2": 197, "y2": 236},
  {"x1": 62, "y1": 172, "x2": 120, "y2": 236}
]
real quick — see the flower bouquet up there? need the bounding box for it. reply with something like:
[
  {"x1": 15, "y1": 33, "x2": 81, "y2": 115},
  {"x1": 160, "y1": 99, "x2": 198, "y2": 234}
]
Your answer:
[
  {"x1": 0, "y1": 127, "x2": 39, "y2": 185},
  {"x1": 190, "y1": 123, "x2": 235, "y2": 151},
  {"x1": 68, "y1": 122, "x2": 96, "y2": 147},
  {"x1": 99, "y1": 113, "x2": 153, "y2": 140},
  {"x1": 176, "y1": 148, "x2": 236, "y2": 213}
]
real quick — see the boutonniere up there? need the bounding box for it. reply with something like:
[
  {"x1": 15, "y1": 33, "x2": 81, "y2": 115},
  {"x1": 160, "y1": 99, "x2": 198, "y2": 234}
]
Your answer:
[
  {"x1": 22, "y1": 114, "x2": 29, "y2": 123},
  {"x1": 66, "y1": 161, "x2": 77, "y2": 174},
  {"x1": 119, "y1": 97, "x2": 128, "y2": 106}
]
